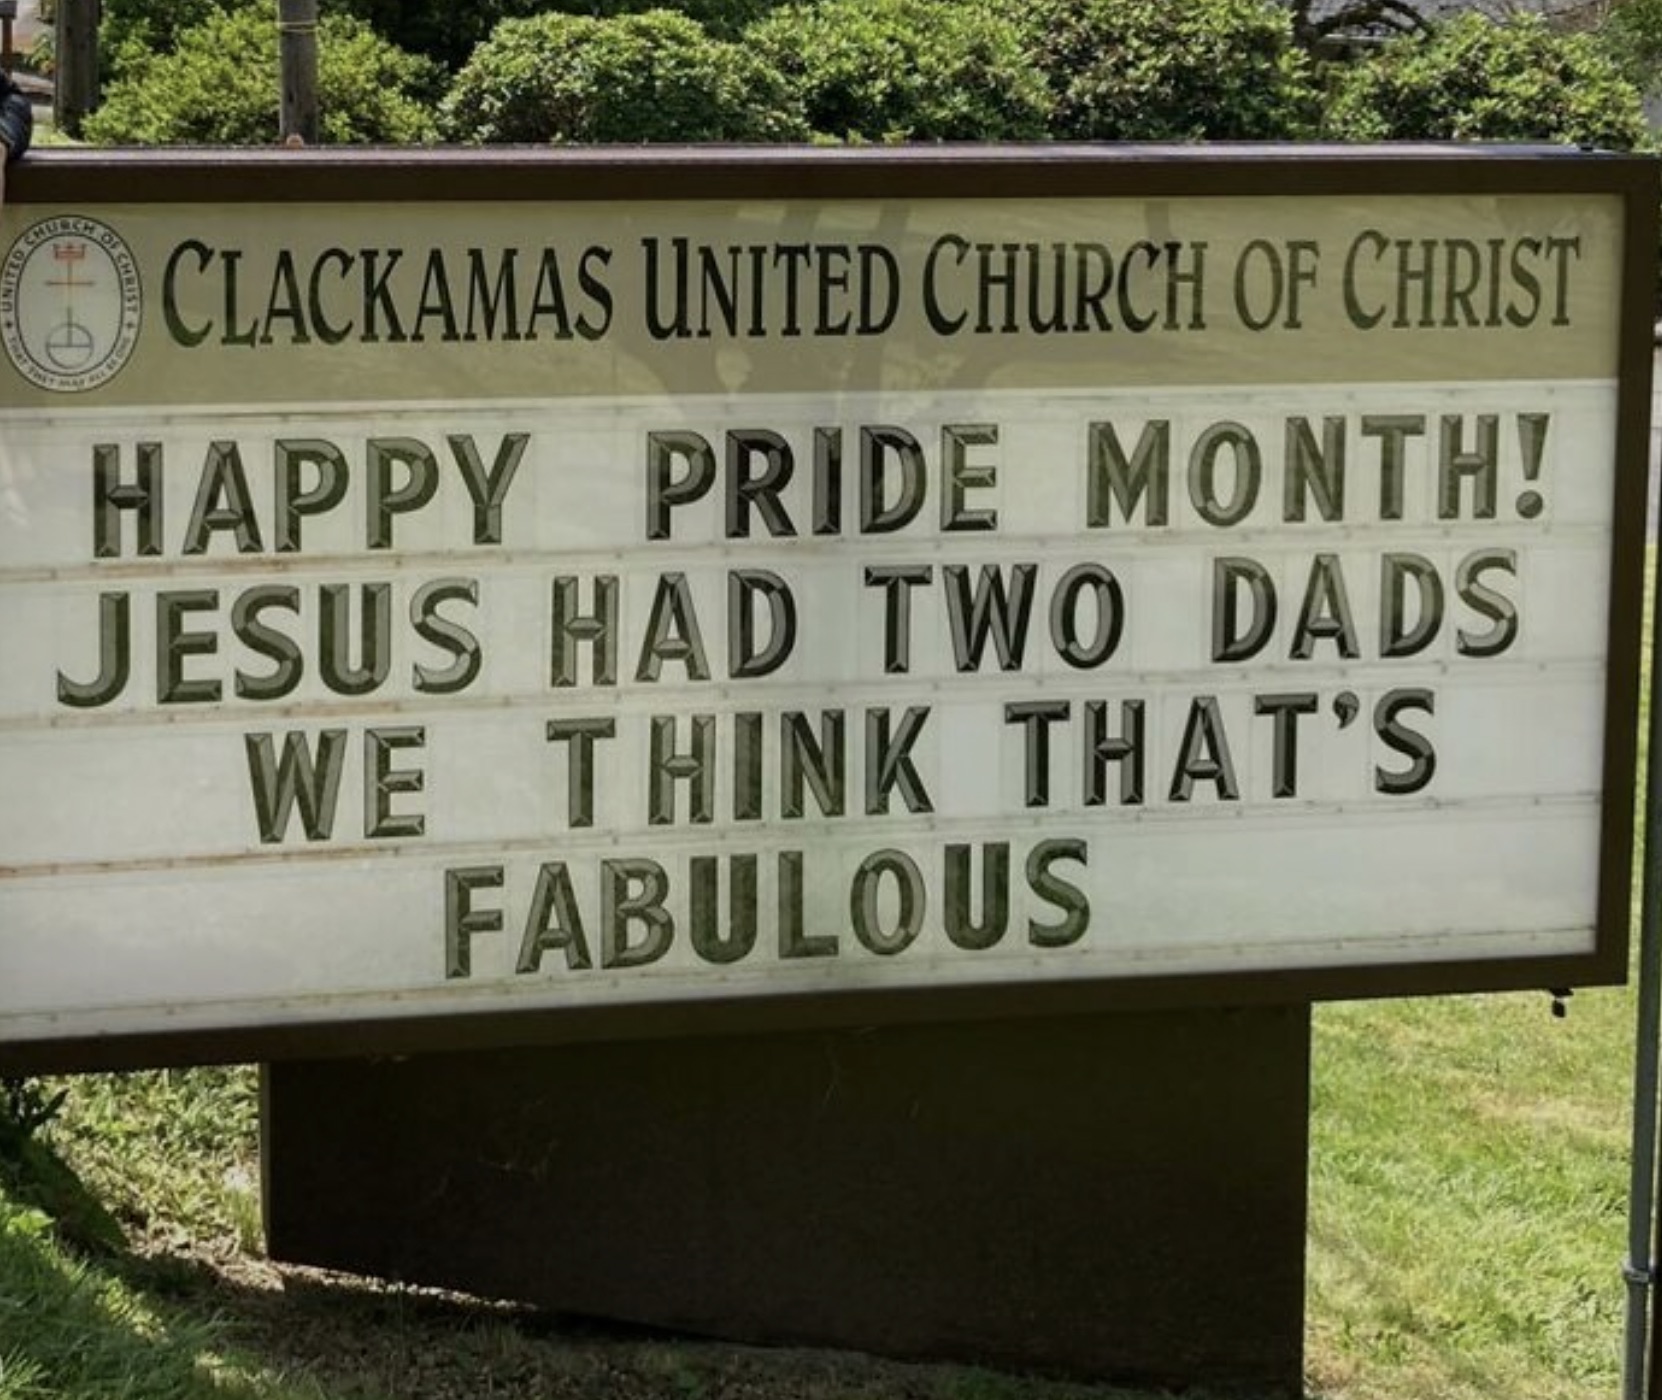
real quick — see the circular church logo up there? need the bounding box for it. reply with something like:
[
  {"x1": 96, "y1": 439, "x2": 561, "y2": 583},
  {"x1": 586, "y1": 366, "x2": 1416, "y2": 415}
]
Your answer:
[{"x1": 1, "y1": 216, "x2": 143, "y2": 393}]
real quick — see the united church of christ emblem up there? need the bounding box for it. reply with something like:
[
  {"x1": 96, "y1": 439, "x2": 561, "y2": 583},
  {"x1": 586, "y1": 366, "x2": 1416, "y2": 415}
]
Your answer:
[{"x1": 2, "y1": 216, "x2": 142, "y2": 393}]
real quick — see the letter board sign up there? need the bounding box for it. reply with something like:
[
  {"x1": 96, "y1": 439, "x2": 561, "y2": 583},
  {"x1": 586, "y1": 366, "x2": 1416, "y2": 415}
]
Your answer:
[{"x1": 0, "y1": 147, "x2": 1652, "y2": 1069}]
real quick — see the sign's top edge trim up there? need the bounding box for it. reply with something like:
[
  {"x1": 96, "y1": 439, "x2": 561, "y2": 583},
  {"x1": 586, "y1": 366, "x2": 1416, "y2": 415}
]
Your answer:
[
  {"x1": 14, "y1": 141, "x2": 1653, "y2": 163},
  {"x1": 11, "y1": 143, "x2": 1657, "y2": 204}
]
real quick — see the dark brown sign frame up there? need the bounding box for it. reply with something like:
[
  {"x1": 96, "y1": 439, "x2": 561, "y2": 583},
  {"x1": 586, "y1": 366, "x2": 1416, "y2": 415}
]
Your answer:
[{"x1": 1, "y1": 143, "x2": 1655, "y2": 1073}]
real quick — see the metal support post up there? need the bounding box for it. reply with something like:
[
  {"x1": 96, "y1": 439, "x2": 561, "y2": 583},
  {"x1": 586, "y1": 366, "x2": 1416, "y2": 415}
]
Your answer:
[{"x1": 1626, "y1": 416, "x2": 1662, "y2": 1400}]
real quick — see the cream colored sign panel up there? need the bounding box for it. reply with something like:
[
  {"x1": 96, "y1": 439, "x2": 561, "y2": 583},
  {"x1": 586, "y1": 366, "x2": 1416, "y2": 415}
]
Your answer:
[
  {"x1": 0, "y1": 183, "x2": 1634, "y2": 1044},
  {"x1": 0, "y1": 193, "x2": 1622, "y2": 408}
]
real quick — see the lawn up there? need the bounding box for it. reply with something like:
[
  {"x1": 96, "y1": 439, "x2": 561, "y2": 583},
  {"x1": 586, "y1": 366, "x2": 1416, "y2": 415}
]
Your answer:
[
  {"x1": 1308, "y1": 987, "x2": 1634, "y2": 1399},
  {"x1": 0, "y1": 978, "x2": 1642, "y2": 1399}
]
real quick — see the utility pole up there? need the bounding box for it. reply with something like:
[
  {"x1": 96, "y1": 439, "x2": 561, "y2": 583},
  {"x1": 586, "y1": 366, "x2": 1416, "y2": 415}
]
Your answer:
[
  {"x1": 278, "y1": 0, "x2": 318, "y2": 145},
  {"x1": 55, "y1": 0, "x2": 100, "y2": 138}
]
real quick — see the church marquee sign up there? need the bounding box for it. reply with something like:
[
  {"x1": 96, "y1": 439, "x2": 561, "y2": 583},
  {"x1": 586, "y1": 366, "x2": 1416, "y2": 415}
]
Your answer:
[{"x1": 0, "y1": 147, "x2": 1652, "y2": 1069}]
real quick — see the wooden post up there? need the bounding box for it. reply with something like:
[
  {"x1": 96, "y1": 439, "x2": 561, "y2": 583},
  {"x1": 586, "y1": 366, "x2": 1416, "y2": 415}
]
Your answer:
[
  {"x1": 54, "y1": 0, "x2": 99, "y2": 138},
  {"x1": 278, "y1": 0, "x2": 318, "y2": 145}
]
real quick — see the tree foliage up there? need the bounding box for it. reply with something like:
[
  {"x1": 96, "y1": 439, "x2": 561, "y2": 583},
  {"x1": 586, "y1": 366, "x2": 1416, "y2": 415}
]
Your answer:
[
  {"x1": 1324, "y1": 12, "x2": 1648, "y2": 148},
  {"x1": 747, "y1": 0, "x2": 1051, "y2": 143},
  {"x1": 440, "y1": 10, "x2": 806, "y2": 144},
  {"x1": 1281, "y1": 0, "x2": 1430, "y2": 57},
  {"x1": 1599, "y1": 0, "x2": 1662, "y2": 94},
  {"x1": 326, "y1": 0, "x2": 542, "y2": 73},
  {"x1": 333, "y1": 0, "x2": 796, "y2": 70},
  {"x1": 1024, "y1": 0, "x2": 1318, "y2": 141},
  {"x1": 100, "y1": 0, "x2": 245, "y2": 74},
  {"x1": 84, "y1": 3, "x2": 440, "y2": 145}
]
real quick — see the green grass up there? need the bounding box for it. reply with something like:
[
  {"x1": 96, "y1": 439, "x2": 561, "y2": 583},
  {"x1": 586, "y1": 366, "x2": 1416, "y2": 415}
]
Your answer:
[
  {"x1": 0, "y1": 989, "x2": 1642, "y2": 1400},
  {"x1": 0, "y1": 1191, "x2": 317, "y2": 1400},
  {"x1": 1307, "y1": 987, "x2": 1634, "y2": 1400},
  {"x1": 45, "y1": 1069, "x2": 264, "y2": 1257}
]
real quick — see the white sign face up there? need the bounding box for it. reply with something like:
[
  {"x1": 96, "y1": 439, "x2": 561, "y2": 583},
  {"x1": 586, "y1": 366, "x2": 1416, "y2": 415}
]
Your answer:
[{"x1": 0, "y1": 159, "x2": 1647, "y2": 1058}]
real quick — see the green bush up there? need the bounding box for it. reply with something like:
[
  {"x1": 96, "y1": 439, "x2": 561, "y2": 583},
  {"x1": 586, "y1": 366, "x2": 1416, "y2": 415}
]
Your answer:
[
  {"x1": 440, "y1": 10, "x2": 807, "y2": 144},
  {"x1": 1024, "y1": 0, "x2": 1317, "y2": 141},
  {"x1": 747, "y1": 0, "x2": 1051, "y2": 143},
  {"x1": 84, "y1": 3, "x2": 441, "y2": 145},
  {"x1": 100, "y1": 0, "x2": 246, "y2": 74},
  {"x1": 1325, "y1": 13, "x2": 1648, "y2": 149}
]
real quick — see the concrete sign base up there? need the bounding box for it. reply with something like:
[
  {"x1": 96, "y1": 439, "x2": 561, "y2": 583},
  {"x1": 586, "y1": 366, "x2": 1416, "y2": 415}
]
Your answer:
[{"x1": 263, "y1": 1005, "x2": 1310, "y2": 1394}]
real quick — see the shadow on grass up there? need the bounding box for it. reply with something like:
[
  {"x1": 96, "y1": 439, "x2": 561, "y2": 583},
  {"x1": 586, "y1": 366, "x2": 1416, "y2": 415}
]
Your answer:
[
  {"x1": 94, "y1": 1243, "x2": 1317, "y2": 1400},
  {"x1": 0, "y1": 1196, "x2": 290, "y2": 1400},
  {"x1": 3, "y1": 1088, "x2": 1316, "y2": 1400}
]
